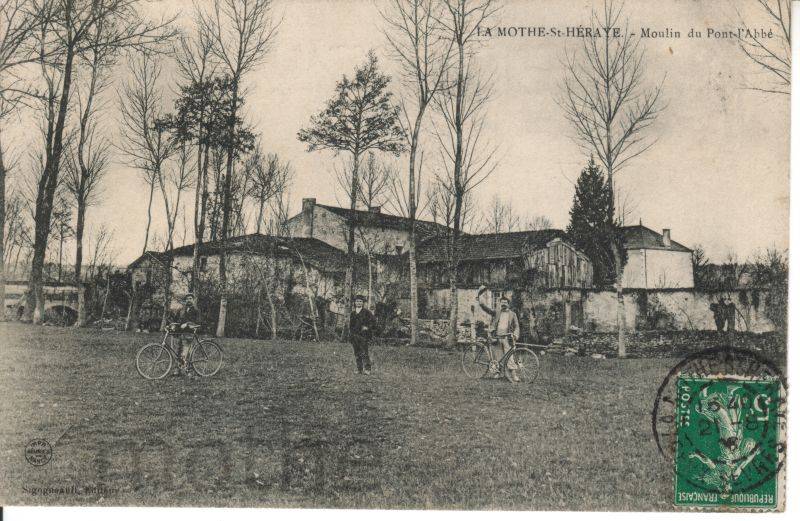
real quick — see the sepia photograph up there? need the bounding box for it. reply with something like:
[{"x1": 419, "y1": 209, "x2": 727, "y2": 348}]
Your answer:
[{"x1": 0, "y1": 0, "x2": 791, "y2": 514}]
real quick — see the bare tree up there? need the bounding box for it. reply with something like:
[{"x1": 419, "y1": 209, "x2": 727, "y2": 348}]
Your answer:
[
  {"x1": 0, "y1": 125, "x2": 17, "y2": 318},
  {"x1": 736, "y1": 0, "x2": 791, "y2": 96},
  {"x1": 86, "y1": 223, "x2": 114, "y2": 279},
  {"x1": 170, "y1": 27, "x2": 219, "y2": 296},
  {"x1": 1, "y1": 0, "x2": 45, "y2": 316},
  {"x1": 478, "y1": 195, "x2": 552, "y2": 233},
  {"x1": 559, "y1": 0, "x2": 665, "y2": 357},
  {"x1": 434, "y1": 0, "x2": 499, "y2": 345},
  {"x1": 425, "y1": 173, "x2": 477, "y2": 232},
  {"x1": 63, "y1": 21, "x2": 112, "y2": 326},
  {"x1": 24, "y1": 0, "x2": 174, "y2": 323},
  {"x1": 243, "y1": 144, "x2": 290, "y2": 233},
  {"x1": 381, "y1": 0, "x2": 455, "y2": 345},
  {"x1": 482, "y1": 194, "x2": 519, "y2": 234},
  {"x1": 118, "y1": 50, "x2": 173, "y2": 254},
  {"x1": 0, "y1": 0, "x2": 47, "y2": 107},
  {"x1": 334, "y1": 152, "x2": 393, "y2": 210},
  {"x1": 197, "y1": 0, "x2": 278, "y2": 337},
  {"x1": 525, "y1": 214, "x2": 552, "y2": 231},
  {"x1": 156, "y1": 141, "x2": 193, "y2": 329}
]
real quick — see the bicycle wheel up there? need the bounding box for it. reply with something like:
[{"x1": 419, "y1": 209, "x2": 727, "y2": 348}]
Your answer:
[
  {"x1": 461, "y1": 343, "x2": 491, "y2": 379},
  {"x1": 136, "y1": 343, "x2": 173, "y2": 380},
  {"x1": 189, "y1": 339, "x2": 223, "y2": 377},
  {"x1": 504, "y1": 347, "x2": 539, "y2": 384}
]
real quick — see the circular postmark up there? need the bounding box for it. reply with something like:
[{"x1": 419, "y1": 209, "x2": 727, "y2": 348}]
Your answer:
[
  {"x1": 652, "y1": 346, "x2": 786, "y2": 501},
  {"x1": 25, "y1": 438, "x2": 53, "y2": 466}
]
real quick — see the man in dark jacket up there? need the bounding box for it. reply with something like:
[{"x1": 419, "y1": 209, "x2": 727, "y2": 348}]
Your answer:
[
  {"x1": 171, "y1": 293, "x2": 200, "y2": 376},
  {"x1": 349, "y1": 295, "x2": 376, "y2": 375}
]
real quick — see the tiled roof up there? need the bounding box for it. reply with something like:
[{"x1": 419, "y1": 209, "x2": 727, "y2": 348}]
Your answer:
[
  {"x1": 622, "y1": 225, "x2": 691, "y2": 253},
  {"x1": 128, "y1": 234, "x2": 351, "y2": 273},
  {"x1": 318, "y1": 204, "x2": 449, "y2": 239},
  {"x1": 417, "y1": 229, "x2": 571, "y2": 263}
]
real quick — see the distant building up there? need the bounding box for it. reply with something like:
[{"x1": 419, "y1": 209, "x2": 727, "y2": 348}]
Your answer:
[
  {"x1": 416, "y1": 229, "x2": 593, "y2": 328},
  {"x1": 285, "y1": 198, "x2": 449, "y2": 255},
  {"x1": 417, "y1": 230, "x2": 593, "y2": 290},
  {"x1": 127, "y1": 234, "x2": 357, "y2": 331},
  {"x1": 621, "y1": 225, "x2": 694, "y2": 289}
]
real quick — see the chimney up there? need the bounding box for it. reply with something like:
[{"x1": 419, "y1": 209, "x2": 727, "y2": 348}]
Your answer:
[
  {"x1": 662, "y1": 229, "x2": 671, "y2": 247},
  {"x1": 302, "y1": 198, "x2": 316, "y2": 238},
  {"x1": 368, "y1": 205, "x2": 381, "y2": 213}
]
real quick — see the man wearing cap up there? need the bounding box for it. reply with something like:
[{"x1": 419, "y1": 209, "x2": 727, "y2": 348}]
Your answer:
[
  {"x1": 171, "y1": 293, "x2": 200, "y2": 377},
  {"x1": 349, "y1": 295, "x2": 376, "y2": 375}
]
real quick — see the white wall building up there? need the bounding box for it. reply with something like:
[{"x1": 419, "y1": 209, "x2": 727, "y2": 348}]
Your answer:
[{"x1": 621, "y1": 225, "x2": 694, "y2": 289}]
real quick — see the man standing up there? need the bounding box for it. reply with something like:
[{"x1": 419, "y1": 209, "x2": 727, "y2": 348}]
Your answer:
[
  {"x1": 349, "y1": 295, "x2": 376, "y2": 375},
  {"x1": 171, "y1": 293, "x2": 200, "y2": 377},
  {"x1": 491, "y1": 296, "x2": 521, "y2": 382}
]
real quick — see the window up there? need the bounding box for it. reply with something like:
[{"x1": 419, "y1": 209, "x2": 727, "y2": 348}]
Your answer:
[{"x1": 200, "y1": 257, "x2": 208, "y2": 271}]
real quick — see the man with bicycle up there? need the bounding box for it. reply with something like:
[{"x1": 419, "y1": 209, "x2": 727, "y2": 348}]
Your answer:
[
  {"x1": 477, "y1": 287, "x2": 521, "y2": 382},
  {"x1": 170, "y1": 293, "x2": 200, "y2": 377}
]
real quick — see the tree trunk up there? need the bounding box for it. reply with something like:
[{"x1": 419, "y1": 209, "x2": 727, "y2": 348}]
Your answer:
[
  {"x1": 27, "y1": 48, "x2": 76, "y2": 323},
  {"x1": 160, "y1": 257, "x2": 173, "y2": 331},
  {"x1": 0, "y1": 137, "x2": 6, "y2": 321},
  {"x1": 216, "y1": 82, "x2": 240, "y2": 338},
  {"x1": 447, "y1": 38, "x2": 466, "y2": 347},
  {"x1": 267, "y1": 291, "x2": 277, "y2": 339},
  {"x1": 367, "y1": 251, "x2": 373, "y2": 310},
  {"x1": 100, "y1": 272, "x2": 110, "y2": 319},
  {"x1": 143, "y1": 180, "x2": 155, "y2": 255},
  {"x1": 611, "y1": 243, "x2": 626, "y2": 358},
  {"x1": 124, "y1": 282, "x2": 139, "y2": 331},
  {"x1": 256, "y1": 199, "x2": 265, "y2": 234},
  {"x1": 343, "y1": 149, "x2": 361, "y2": 339},
  {"x1": 408, "y1": 112, "x2": 424, "y2": 345},
  {"x1": 298, "y1": 256, "x2": 319, "y2": 342},
  {"x1": 74, "y1": 201, "x2": 87, "y2": 326}
]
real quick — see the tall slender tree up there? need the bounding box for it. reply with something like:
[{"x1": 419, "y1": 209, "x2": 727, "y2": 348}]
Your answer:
[
  {"x1": 559, "y1": 0, "x2": 664, "y2": 357},
  {"x1": 298, "y1": 51, "x2": 405, "y2": 325},
  {"x1": 64, "y1": 21, "x2": 112, "y2": 327},
  {"x1": 24, "y1": 0, "x2": 173, "y2": 323},
  {"x1": 381, "y1": 0, "x2": 454, "y2": 345},
  {"x1": 198, "y1": 0, "x2": 278, "y2": 338},
  {"x1": 435, "y1": 0, "x2": 499, "y2": 345},
  {"x1": 243, "y1": 145, "x2": 290, "y2": 234}
]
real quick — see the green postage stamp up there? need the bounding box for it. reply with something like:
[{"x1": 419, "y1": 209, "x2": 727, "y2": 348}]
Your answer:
[{"x1": 674, "y1": 376, "x2": 784, "y2": 509}]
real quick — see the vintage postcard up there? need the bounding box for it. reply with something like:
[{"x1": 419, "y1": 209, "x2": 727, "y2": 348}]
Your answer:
[{"x1": 0, "y1": 0, "x2": 790, "y2": 513}]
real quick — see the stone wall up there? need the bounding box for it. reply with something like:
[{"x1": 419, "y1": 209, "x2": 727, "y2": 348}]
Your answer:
[
  {"x1": 582, "y1": 289, "x2": 777, "y2": 333},
  {"x1": 420, "y1": 286, "x2": 780, "y2": 335}
]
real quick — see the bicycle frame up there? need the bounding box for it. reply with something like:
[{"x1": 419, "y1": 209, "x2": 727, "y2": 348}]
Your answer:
[
  {"x1": 160, "y1": 329, "x2": 201, "y2": 360},
  {"x1": 483, "y1": 333, "x2": 517, "y2": 363}
]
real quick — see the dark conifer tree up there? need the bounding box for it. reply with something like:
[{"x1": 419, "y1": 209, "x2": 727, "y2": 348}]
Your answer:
[{"x1": 566, "y1": 156, "x2": 625, "y2": 288}]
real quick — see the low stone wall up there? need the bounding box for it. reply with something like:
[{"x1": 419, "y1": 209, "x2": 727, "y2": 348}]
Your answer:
[
  {"x1": 583, "y1": 289, "x2": 777, "y2": 334},
  {"x1": 420, "y1": 287, "x2": 781, "y2": 335}
]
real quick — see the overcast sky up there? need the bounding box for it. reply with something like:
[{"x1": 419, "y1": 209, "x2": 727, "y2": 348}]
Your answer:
[{"x1": 4, "y1": 0, "x2": 789, "y2": 265}]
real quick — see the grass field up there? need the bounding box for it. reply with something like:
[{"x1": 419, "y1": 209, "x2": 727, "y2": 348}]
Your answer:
[{"x1": 0, "y1": 322, "x2": 683, "y2": 510}]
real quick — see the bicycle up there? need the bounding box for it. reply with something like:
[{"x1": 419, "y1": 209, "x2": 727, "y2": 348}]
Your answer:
[
  {"x1": 136, "y1": 323, "x2": 223, "y2": 379},
  {"x1": 461, "y1": 333, "x2": 540, "y2": 384}
]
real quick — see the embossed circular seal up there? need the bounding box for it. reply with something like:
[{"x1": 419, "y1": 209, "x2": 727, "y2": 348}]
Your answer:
[
  {"x1": 25, "y1": 438, "x2": 53, "y2": 466},
  {"x1": 651, "y1": 346, "x2": 786, "y2": 508}
]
